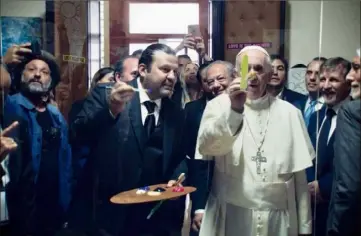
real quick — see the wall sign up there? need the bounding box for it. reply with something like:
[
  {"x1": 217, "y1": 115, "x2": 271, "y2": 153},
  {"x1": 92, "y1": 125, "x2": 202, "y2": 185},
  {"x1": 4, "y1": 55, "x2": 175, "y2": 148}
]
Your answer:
[
  {"x1": 227, "y1": 42, "x2": 272, "y2": 50},
  {"x1": 63, "y1": 54, "x2": 86, "y2": 64}
]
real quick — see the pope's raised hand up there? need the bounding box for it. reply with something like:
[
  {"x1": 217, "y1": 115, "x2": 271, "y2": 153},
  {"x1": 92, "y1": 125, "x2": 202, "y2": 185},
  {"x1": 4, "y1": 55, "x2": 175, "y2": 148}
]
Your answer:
[
  {"x1": 227, "y1": 77, "x2": 247, "y2": 113},
  {"x1": 108, "y1": 81, "x2": 135, "y2": 117}
]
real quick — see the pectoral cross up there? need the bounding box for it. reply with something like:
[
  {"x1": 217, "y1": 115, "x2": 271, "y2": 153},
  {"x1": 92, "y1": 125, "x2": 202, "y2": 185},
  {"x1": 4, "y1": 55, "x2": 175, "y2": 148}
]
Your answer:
[{"x1": 251, "y1": 151, "x2": 267, "y2": 174}]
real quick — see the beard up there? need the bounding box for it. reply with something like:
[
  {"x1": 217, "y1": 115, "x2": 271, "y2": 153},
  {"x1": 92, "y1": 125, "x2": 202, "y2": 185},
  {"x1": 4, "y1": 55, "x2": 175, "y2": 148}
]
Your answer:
[{"x1": 21, "y1": 75, "x2": 51, "y2": 95}]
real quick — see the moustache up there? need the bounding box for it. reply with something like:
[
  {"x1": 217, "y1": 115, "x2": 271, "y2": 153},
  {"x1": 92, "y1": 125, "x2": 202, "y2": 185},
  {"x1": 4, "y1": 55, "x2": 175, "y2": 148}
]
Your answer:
[
  {"x1": 321, "y1": 89, "x2": 335, "y2": 95},
  {"x1": 28, "y1": 78, "x2": 42, "y2": 85}
]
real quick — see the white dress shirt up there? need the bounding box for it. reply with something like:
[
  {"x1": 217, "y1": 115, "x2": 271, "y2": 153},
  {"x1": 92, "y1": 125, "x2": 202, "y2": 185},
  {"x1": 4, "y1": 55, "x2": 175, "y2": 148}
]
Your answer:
[
  {"x1": 137, "y1": 79, "x2": 162, "y2": 125},
  {"x1": 304, "y1": 96, "x2": 324, "y2": 113},
  {"x1": 276, "y1": 88, "x2": 284, "y2": 99},
  {"x1": 319, "y1": 97, "x2": 350, "y2": 143}
]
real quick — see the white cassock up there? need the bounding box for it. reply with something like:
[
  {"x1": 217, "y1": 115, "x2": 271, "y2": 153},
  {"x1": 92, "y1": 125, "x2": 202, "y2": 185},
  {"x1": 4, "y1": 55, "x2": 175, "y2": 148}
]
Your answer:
[{"x1": 195, "y1": 93, "x2": 314, "y2": 236}]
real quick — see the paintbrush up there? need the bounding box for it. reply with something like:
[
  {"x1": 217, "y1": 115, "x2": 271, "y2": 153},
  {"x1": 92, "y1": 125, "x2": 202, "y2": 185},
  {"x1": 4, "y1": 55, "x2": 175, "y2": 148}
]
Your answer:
[
  {"x1": 105, "y1": 85, "x2": 151, "y2": 93},
  {"x1": 146, "y1": 173, "x2": 186, "y2": 220}
]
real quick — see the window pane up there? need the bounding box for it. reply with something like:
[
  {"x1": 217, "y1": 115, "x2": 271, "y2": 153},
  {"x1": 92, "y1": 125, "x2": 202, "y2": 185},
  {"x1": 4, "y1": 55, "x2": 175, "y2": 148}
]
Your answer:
[
  {"x1": 129, "y1": 43, "x2": 153, "y2": 55},
  {"x1": 130, "y1": 39, "x2": 199, "y2": 63},
  {"x1": 129, "y1": 3, "x2": 199, "y2": 34},
  {"x1": 158, "y1": 38, "x2": 199, "y2": 63}
]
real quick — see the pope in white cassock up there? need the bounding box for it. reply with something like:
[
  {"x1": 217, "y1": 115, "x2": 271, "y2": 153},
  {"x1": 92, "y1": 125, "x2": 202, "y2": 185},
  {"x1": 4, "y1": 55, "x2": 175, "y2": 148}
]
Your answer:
[{"x1": 195, "y1": 46, "x2": 314, "y2": 236}]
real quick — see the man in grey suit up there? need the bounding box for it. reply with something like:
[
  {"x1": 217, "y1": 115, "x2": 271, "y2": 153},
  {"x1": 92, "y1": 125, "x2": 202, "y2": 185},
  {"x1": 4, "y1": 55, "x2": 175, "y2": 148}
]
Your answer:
[{"x1": 327, "y1": 98, "x2": 361, "y2": 236}]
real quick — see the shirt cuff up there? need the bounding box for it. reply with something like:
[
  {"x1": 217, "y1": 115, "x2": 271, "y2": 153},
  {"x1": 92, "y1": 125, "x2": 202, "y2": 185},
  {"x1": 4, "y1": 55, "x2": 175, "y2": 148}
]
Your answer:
[
  {"x1": 194, "y1": 209, "x2": 205, "y2": 214},
  {"x1": 226, "y1": 108, "x2": 244, "y2": 136}
]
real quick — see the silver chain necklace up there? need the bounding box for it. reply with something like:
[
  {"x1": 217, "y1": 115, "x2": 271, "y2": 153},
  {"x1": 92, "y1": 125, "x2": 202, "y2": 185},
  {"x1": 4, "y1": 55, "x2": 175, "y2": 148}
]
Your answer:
[{"x1": 244, "y1": 96, "x2": 272, "y2": 174}]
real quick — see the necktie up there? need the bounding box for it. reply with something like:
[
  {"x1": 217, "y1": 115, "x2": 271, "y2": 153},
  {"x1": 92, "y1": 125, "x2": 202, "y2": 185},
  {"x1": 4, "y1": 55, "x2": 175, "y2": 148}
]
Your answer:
[
  {"x1": 143, "y1": 101, "x2": 156, "y2": 138},
  {"x1": 304, "y1": 100, "x2": 317, "y2": 126},
  {"x1": 317, "y1": 108, "x2": 335, "y2": 162}
]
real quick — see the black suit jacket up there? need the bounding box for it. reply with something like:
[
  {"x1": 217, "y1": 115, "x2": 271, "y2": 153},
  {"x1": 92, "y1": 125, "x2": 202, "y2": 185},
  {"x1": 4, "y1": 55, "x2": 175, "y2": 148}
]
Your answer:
[
  {"x1": 70, "y1": 80, "x2": 187, "y2": 235},
  {"x1": 184, "y1": 97, "x2": 214, "y2": 215},
  {"x1": 306, "y1": 105, "x2": 336, "y2": 236},
  {"x1": 281, "y1": 87, "x2": 307, "y2": 111},
  {"x1": 327, "y1": 99, "x2": 361, "y2": 236}
]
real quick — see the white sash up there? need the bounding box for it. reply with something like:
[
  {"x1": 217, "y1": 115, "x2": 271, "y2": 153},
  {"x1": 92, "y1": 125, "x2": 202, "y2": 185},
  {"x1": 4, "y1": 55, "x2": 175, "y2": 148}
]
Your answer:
[{"x1": 211, "y1": 170, "x2": 295, "y2": 211}]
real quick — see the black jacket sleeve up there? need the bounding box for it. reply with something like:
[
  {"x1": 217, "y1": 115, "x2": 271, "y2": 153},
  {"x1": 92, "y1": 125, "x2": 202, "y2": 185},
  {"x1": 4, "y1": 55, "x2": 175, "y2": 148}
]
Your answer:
[
  {"x1": 70, "y1": 83, "x2": 119, "y2": 146},
  {"x1": 327, "y1": 100, "x2": 361, "y2": 236}
]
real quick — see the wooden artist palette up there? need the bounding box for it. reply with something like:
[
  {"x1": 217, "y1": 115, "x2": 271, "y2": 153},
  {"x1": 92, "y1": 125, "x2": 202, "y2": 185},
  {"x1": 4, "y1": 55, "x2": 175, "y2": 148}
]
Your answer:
[{"x1": 110, "y1": 184, "x2": 197, "y2": 204}]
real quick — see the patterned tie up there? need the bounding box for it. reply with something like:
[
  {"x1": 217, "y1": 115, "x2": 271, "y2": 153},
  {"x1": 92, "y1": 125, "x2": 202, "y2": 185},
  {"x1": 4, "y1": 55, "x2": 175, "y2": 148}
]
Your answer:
[
  {"x1": 304, "y1": 100, "x2": 317, "y2": 126},
  {"x1": 317, "y1": 108, "x2": 336, "y2": 163},
  {"x1": 143, "y1": 101, "x2": 156, "y2": 138}
]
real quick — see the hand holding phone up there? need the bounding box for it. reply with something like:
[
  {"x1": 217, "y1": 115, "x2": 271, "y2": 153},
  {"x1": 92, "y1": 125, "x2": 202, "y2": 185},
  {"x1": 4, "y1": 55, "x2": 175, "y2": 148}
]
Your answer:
[
  {"x1": 17, "y1": 41, "x2": 41, "y2": 56},
  {"x1": 29, "y1": 40, "x2": 41, "y2": 56},
  {"x1": 188, "y1": 25, "x2": 201, "y2": 38},
  {"x1": 3, "y1": 43, "x2": 32, "y2": 65},
  {"x1": 183, "y1": 34, "x2": 196, "y2": 49}
]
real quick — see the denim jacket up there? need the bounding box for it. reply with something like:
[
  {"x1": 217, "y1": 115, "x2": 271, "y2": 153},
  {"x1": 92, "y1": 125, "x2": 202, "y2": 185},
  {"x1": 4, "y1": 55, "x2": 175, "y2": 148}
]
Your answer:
[{"x1": 5, "y1": 93, "x2": 72, "y2": 212}]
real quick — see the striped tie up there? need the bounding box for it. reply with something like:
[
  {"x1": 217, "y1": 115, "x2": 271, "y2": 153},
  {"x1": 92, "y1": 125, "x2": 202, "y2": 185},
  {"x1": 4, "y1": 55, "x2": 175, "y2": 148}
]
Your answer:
[{"x1": 304, "y1": 100, "x2": 317, "y2": 126}]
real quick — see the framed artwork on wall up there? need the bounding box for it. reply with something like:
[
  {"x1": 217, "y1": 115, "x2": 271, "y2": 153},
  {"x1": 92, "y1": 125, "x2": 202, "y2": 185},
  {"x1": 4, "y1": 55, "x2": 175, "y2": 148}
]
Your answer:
[{"x1": 0, "y1": 16, "x2": 43, "y2": 56}]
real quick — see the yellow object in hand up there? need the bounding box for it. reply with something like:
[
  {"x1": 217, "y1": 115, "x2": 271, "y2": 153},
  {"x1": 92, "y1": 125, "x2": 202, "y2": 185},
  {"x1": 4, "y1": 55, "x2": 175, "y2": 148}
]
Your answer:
[{"x1": 240, "y1": 55, "x2": 249, "y2": 90}]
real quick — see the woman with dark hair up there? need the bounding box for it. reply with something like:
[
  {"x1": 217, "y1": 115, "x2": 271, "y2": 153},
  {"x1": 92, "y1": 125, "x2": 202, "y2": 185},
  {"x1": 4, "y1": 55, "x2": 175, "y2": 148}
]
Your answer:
[{"x1": 89, "y1": 67, "x2": 115, "y2": 90}]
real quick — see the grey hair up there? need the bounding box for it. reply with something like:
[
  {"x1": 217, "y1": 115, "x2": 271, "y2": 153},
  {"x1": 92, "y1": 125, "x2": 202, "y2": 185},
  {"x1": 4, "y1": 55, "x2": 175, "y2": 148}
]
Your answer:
[
  {"x1": 205, "y1": 60, "x2": 235, "y2": 79},
  {"x1": 21, "y1": 73, "x2": 52, "y2": 93},
  {"x1": 235, "y1": 50, "x2": 272, "y2": 73}
]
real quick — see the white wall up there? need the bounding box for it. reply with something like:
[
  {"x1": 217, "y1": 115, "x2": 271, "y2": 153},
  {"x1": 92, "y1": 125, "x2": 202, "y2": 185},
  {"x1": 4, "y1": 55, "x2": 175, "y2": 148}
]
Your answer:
[
  {"x1": 0, "y1": 0, "x2": 45, "y2": 17},
  {"x1": 286, "y1": 1, "x2": 360, "y2": 66}
]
